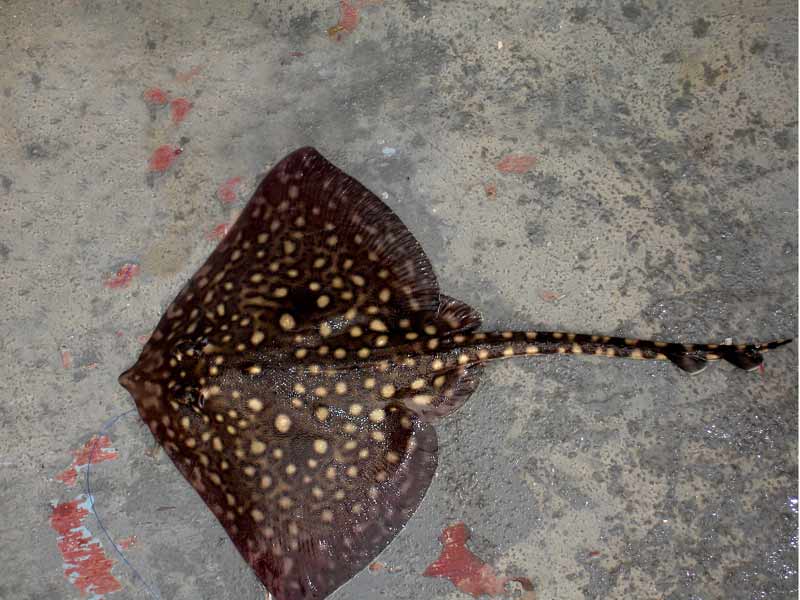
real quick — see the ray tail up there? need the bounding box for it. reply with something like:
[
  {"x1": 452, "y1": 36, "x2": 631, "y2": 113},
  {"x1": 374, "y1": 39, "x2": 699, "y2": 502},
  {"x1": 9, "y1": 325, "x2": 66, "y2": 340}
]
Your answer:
[{"x1": 430, "y1": 330, "x2": 792, "y2": 375}]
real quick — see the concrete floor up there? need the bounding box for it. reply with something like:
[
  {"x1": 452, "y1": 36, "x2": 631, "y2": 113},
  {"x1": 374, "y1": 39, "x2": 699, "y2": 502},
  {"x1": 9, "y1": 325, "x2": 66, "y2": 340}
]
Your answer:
[{"x1": 1, "y1": 1, "x2": 797, "y2": 599}]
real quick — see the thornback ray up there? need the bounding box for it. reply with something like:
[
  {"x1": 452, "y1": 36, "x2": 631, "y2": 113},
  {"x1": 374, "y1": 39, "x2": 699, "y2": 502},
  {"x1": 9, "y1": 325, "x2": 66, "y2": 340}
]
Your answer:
[{"x1": 119, "y1": 147, "x2": 791, "y2": 600}]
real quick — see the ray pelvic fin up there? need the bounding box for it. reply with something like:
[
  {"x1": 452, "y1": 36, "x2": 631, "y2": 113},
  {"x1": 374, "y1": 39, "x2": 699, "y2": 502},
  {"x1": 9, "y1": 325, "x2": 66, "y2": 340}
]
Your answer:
[{"x1": 119, "y1": 147, "x2": 792, "y2": 600}]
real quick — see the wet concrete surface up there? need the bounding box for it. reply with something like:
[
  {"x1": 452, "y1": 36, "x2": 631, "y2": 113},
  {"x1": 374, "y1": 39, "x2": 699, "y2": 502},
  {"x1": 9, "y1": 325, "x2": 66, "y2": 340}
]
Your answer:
[{"x1": 0, "y1": 1, "x2": 797, "y2": 599}]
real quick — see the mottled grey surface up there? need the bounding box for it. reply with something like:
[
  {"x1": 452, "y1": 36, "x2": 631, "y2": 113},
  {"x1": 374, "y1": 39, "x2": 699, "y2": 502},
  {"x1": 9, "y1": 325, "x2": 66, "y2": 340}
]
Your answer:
[{"x1": 0, "y1": 1, "x2": 797, "y2": 599}]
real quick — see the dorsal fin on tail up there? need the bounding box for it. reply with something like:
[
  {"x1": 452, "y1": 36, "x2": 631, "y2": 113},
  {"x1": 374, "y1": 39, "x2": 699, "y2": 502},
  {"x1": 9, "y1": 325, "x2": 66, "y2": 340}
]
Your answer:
[
  {"x1": 664, "y1": 339, "x2": 791, "y2": 374},
  {"x1": 665, "y1": 351, "x2": 709, "y2": 374},
  {"x1": 720, "y1": 339, "x2": 792, "y2": 372}
]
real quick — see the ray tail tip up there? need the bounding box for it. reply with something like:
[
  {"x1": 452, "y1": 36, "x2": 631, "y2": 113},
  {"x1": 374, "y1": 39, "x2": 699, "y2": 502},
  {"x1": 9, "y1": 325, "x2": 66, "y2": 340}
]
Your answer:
[{"x1": 766, "y1": 338, "x2": 793, "y2": 349}]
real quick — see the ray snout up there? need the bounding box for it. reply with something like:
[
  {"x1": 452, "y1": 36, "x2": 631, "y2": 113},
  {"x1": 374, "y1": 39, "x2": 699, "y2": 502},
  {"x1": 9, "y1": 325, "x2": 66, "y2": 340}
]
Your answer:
[
  {"x1": 118, "y1": 361, "x2": 169, "y2": 413},
  {"x1": 118, "y1": 366, "x2": 136, "y2": 392}
]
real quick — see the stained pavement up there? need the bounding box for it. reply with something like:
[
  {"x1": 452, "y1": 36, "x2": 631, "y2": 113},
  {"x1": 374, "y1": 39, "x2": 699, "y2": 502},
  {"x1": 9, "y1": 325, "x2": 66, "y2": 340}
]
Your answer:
[{"x1": 0, "y1": 2, "x2": 797, "y2": 599}]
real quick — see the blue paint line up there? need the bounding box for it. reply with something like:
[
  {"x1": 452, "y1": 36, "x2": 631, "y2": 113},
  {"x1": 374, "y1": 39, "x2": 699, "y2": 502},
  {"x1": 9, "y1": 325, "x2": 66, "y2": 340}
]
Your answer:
[{"x1": 85, "y1": 408, "x2": 162, "y2": 600}]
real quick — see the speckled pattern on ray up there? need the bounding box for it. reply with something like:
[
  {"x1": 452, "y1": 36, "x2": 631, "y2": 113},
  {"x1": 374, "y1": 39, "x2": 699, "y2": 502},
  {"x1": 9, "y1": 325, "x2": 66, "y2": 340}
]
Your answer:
[{"x1": 120, "y1": 148, "x2": 790, "y2": 600}]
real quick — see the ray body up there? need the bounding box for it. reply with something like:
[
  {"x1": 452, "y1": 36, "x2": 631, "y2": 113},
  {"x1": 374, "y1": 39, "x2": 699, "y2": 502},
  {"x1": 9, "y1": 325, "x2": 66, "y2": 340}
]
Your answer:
[{"x1": 119, "y1": 148, "x2": 790, "y2": 600}]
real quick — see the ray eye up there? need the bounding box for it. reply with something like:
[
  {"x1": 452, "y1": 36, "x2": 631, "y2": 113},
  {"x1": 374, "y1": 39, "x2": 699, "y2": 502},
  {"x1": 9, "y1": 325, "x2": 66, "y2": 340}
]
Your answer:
[{"x1": 179, "y1": 387, "x2": 204, "y2": 409}]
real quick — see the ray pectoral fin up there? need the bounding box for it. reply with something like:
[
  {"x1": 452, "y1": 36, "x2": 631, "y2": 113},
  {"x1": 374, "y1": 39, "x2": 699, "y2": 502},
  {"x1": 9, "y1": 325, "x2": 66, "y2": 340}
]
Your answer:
[
  {"x1": 230, "y1": 407, "x2": 437, "y2": 600},
  {"x1": 202, "y1": 146, "x2": 442, "y2": 344}
]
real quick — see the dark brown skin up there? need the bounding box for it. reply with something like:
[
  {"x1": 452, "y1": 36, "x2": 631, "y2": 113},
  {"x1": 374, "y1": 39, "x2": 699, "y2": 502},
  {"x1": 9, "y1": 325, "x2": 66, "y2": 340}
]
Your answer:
[{"x1": 119, "y1": 147, "x2": 790, "y2": 600}]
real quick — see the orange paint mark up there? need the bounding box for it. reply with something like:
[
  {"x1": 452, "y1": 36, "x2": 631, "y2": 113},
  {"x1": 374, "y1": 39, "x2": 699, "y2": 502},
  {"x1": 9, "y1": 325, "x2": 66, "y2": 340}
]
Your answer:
[
  {"x1": 50, "y1": 497, "x2": 122, "y2": 598},
  {"x1": 424, "y1": 522, "x2": 533, "y2": 598},
  {"x1": 328, "y1": 0, "x2": 382, "y2": 38},
  {"x1": 143, "y1": 87, "x2": 168, "y2": 105},
  {"x1": 104, "y1": 263, "x2": 140, "y2": 289},
  {"x1": 148, "y1": 144, "x2": 182, "y2": 172},
  {"x1": 207, "y1": 223, "x2": 231, "y2": 241},
  {"x1": 484, "y1": 181, "x2": 497, "y2": 199},
  {"x1": 170, "y1": 98, "x2": 193, "y2": 124},
  {"x1": 61, "y1": 349, "x2": 73, "y2": 369},
  {"x1": 217, "y1": 176, "x2": 242, "y2": 204},
  {"x1": 55, "y1": 435, "x2": 119, "y2": 487},
  {"x1": 496, "y1": 155, "x2": 537, "y2": 174},
  {"x1": 369, "y1": 562, "x2": 385, "y2": 571},
  {"x1": 175, "y1": 65, "x2": 203, "y2": 82}
]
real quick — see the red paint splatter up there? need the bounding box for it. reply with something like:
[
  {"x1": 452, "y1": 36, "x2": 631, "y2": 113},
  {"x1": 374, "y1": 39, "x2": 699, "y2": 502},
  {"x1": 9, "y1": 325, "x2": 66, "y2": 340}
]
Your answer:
[
  {"x1": 327, "y1": 0, "x2": 384, "y2": 39},
  {"x1": 137, "y1": 334, "x2": 150, "y2": 345},
  {"x1": 289, "y1": 51, "x2": 305, "y2": 57},
  {"x1": 539, "y1": 290, "x2": 562, "y2": 302},
  {"x1": 143, "y1": 87, "x2": 168, "y2": 105},
  {"x1": 148, "y1": 144, "x2": 182, "y2": 172},
  {"x1": 328, "y1": 0, "x2": 382, "y2": 38},
  {"x1": 55, "y1": 435, "x2": 119, "y2": 487},
  {"x1": 170, "y1": 97, "x2": 193, "y2": 124},
  {"x1": 118, "y1": 536, "x2": 137, "y2": 550},
  {"x1": 175, "y1": 65, "x2": 203, "y2": 82},
  {"x1": 338, "y1": 0, "x2": 360, "y2": 31},
  {"x1": 206, "y1": 222, "x2": 231, "y2": 241},
  {"x1": 217, "y1": 176, "x2": 242, "y2": 204},
  {"x1": 104, "y1": 263, "x2": 140, "y2": 289},
  {"x1": 424, "y1": 522, "x2": 532, "y2": 598},
  {"x1": 369, "y1": 562, "x2": 385, "y2": 572},
  {"x1": 484, "y1": 181, "x2": 497, "y2": 199},
  {"x1": 50, "y1": 496, "x2": 122, "y2": 598},
  {"x1": 496, "y1": 155, "x2": 538, "y2": 174},
  {"x1": 61, "y1": 349, "x2": 73, "y2": 369}
]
